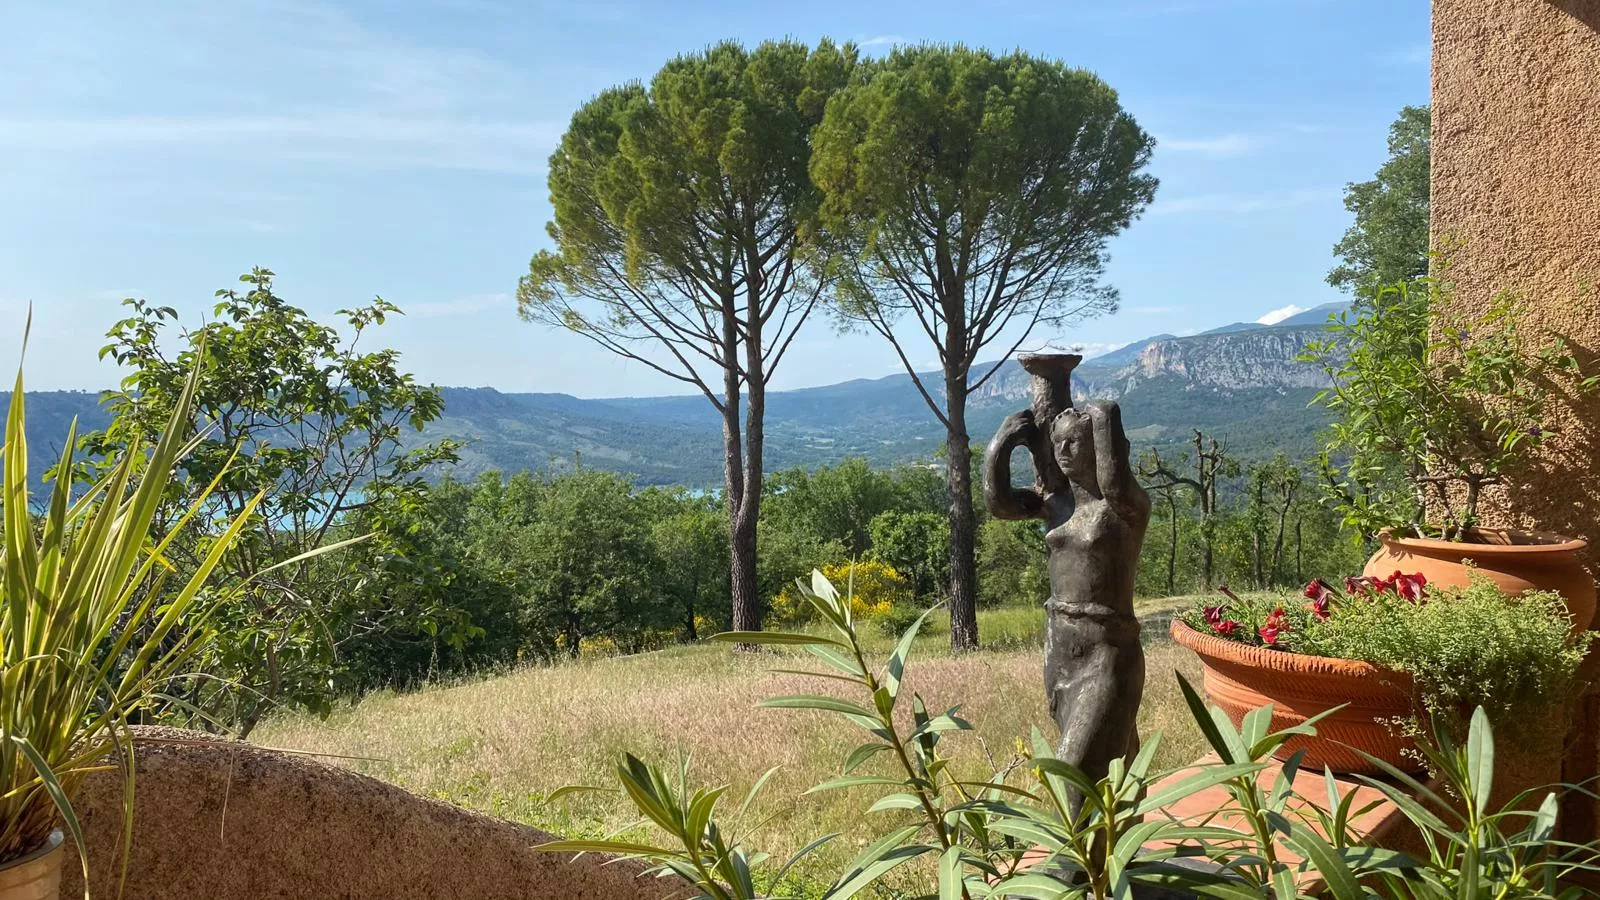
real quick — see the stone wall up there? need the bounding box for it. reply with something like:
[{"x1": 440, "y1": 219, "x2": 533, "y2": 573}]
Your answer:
[
  {"x1": 61, "y1": 728, "x2": 679, "y2": 900},
  {"x1": 1431, "y1": 0, "x2": 1600, "y2": 557}
]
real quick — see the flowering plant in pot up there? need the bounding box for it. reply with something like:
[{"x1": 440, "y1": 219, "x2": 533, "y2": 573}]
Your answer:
[
  {"x1": 1304, "y1": 276, "x2": 1600, "y2": 627},
  {"x1": 0, "y1": 343, "x2": 354, "y2": 898},
  {"x1": 1171, "y1": 570, "x2": 1590, "y2": 775}
]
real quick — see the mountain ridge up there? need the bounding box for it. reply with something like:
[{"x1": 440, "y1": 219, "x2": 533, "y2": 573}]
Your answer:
[{"x1": 3, "y1": 307, "x2": 1345, "y2": 487}]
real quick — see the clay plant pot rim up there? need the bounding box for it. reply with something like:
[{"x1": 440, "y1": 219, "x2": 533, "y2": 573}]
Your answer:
[
  {"x1": 1376, "y1": 527, "x2": 1588, "y2": 555},
  {"x1": 1170, "y1": 620, "x2": 1413, "y2": 685},
  {"x1": 0, "y1": 828, "x2": 63, "y2": 872}
]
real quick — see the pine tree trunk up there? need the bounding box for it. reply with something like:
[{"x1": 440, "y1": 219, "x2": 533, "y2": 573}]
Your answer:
[
  {"x1": 734, "y1": 364, "x2": 765, "y2": 638},
  {"x1": 719, "y1": 304, "x2": 760, "y2": 642},
  {"x1": 945, "y1": 379, "x2": 979, "y2": 652},
  {"x1": 729, "y1": 498, "x2": 759, "y2": 635}
]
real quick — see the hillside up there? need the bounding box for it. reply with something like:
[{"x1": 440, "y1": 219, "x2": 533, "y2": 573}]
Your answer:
[{"x1": 5, "y1": 313, "x2": 1342, "y2": 488}]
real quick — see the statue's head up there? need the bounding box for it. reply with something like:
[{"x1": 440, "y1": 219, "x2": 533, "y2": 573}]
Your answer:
[{"x1": 1050, "y1": 407, "x2": 1098, "y2": 487}]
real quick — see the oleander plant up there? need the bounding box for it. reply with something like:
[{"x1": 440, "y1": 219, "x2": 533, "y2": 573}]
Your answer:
[{"x1": 539, "y1": 572, "x2": 1600, "y2": 898}]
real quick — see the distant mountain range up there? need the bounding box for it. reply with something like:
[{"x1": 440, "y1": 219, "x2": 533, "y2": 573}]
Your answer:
[{"x1": 3, "y1": 302, "x2": 1348, "y2": 488}]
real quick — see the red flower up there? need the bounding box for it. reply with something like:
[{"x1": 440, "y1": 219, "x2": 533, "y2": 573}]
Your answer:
[
  {"x1": 1394, "y1": 571, "x2": 1427, "y2": 602},
  {"x1": 1302, "y1": 578, "x2": 1334, "y2": 620},
  {"x1": 1258, "y1": 606, "x2": 1291, "y2": 646},
  {"x1": 1305, "y1": 594, "x2": 1332, "y2": 620},
  {"x1": 1203, "y1": 604, "x2": 1227, "y2": 626},
  {"x1": 1215, "y1": 619, "x2": 1241, "y2": 636}
]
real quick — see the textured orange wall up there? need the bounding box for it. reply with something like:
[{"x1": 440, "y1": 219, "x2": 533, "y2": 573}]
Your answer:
[
  {"x1": 1432, "y1": 0, "x2": 1600, "y2": 844},
  {"x1": 1431, "y1": 0, "x2": 1600, "y2": 558}
]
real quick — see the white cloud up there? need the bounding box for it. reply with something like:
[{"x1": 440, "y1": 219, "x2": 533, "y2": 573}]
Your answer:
[
  {"x1": 0, "y1": 0, "x2": 564, "y2": 174},
  {"x1": 1020, "y1": 340, "x2": 1122, "y2": 360},
  {"x1": 1071, "y1": 342, "x2": 1125, "y2": 360},
  {"x1": 1157, "y1": 133, "x2": 1263, "y2": 157},
  {"x1": 406, "y1": 292, "x2": 510, "y2": 319},
  {"x1": 1255, "y1": 304, "x2": 1307, "y2": 326},
  {"x1": 860, "y1": 34, "x2": 905, "y2": 47},
  {"x1": 1151, "y1": 187, "x2": 1340, "y2": 216}
]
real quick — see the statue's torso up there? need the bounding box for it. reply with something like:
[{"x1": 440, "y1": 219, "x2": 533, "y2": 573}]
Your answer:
[{"x1": 1043, "y1": 492, "x2": 1144, "y2": 621}]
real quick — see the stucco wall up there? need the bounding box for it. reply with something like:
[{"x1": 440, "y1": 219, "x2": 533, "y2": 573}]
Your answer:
[
  {"x1": 1431, "y1": 0, "x2": 1600, "y2": 556},
  {"x1": 1431, "y1": 0, "x2": 1600, "y2": 845},
  {"x1": 60, "y1": 728, "x2": 679, "y2": 900}
]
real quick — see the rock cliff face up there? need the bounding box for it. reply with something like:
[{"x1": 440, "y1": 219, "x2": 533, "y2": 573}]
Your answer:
[{"x1": 971, "y1": 324, "x2": 1331, "y2": 408}]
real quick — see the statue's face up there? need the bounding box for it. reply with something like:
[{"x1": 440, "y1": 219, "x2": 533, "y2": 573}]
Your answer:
[{"x1": 1051, "y1": 409, "x2": 1097, "y2": 484}]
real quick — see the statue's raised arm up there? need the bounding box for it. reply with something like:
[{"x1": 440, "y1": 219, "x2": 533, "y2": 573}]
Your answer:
[
  {"x1": 983, "y1": 410, "x2": 1045, "y2": 521},
  {"x1": 1084, "y1": 401, "x2": 1150, "y2": 519}
]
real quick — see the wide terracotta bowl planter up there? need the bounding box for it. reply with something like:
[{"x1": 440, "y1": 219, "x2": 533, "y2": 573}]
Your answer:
[
  {"x1": 1364, "y1": 528, "x2": 1595, "y2": 632},
  {"x1": 1170, "y1": 621, "x2": 1420, "y2": 775},
  {"x1": 0, "y1": 830, "x2": 63, "y2": 900}
]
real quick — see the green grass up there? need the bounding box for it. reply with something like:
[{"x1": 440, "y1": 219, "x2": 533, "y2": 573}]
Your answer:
[{"x1": 256, "y1": 598, "x2": 1218, "y2": 889}]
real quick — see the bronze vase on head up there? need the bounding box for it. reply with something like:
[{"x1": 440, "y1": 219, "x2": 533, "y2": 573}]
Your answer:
[{"x1": 1017, "y1": 353, "x2": 1081, "y2": 488}]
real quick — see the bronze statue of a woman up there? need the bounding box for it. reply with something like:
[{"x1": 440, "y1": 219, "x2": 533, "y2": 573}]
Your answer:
[{"x1": 983, "y1": 354, "x2": 1150, "y2": 806}]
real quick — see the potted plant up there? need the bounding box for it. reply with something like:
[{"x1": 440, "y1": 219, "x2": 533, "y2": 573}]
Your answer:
[
  {"x1": 1305, "y1": 277, "x2": 1600, "y2": 629},
  {"x1": 0, "y1": 349, "x2": 343, "y2": 898},
  {"x1": 1169, "y1": 571, "x2": 1590, "y2": 776}
]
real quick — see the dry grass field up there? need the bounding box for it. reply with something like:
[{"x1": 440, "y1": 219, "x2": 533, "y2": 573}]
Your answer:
[{"x1": 256, "y1": 600, "x2": 1213, "y2": 891}]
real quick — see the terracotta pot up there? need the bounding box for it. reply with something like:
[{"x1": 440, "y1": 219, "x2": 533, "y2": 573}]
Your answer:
[
  {"x1": 1170, "y1": 621, "x2": 1420, "y2": 775},
  {"x1": 0, "y1": 830, "x2": 63, "y2": 900},
  {"x1": 1364, "y1": 528, "x2": 1595, "y2": 632}
]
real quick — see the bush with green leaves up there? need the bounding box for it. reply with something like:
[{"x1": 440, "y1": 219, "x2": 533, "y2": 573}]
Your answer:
[
  {"x1": 79, "y1": 270, "x2": 459, "y2": 734},
  {"x1": 1184, "y1": 573, "x2": 1590, "y2": 736},
  {"x1": 1306, "y1": 276, "x2": 1599, "y2": 540},
  {"x1": 537, "y1": 572, "x2": 1600, "y2": 898},
  {"x1": 1297, "y1": 574, "x2": 1589, "y2": 733}
]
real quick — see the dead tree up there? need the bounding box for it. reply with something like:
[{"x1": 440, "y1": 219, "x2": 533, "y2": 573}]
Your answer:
[{"x1": 1140, "y1": 430, "x2": 1235, "y2": 589}]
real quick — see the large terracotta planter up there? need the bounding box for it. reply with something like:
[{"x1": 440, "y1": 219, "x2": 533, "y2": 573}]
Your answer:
[
  {"x1": 0, "y1": 830, "x2": 62, "y2": 900},
  {"x1": 1364, "y1": 528, "x2": 1595, "y2": 632},
  {"x1": 1170, "y1": 621, "x2": 1420, "y2": 775}
]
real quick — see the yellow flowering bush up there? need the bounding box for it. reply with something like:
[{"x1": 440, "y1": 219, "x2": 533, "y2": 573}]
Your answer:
[{"x1": 770, "y1": 560, "x2": 910, "y2": 624}]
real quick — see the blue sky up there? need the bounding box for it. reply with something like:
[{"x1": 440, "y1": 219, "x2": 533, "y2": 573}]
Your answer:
[{"x1": 0, "y1": 0, "x2": 1430, "y2": 396}]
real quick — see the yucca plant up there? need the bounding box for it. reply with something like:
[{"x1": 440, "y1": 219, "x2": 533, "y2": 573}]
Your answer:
[{"x1": 1, "y1": 337, "x2": 356, "y2": 890}]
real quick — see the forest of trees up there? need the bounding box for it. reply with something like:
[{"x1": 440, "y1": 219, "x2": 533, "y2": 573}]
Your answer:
[{"x1": 315, "y1": 441, "x2": 1365, "y2": 716}]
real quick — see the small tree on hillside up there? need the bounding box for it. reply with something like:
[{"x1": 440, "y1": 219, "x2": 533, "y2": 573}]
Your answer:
[
  {"x1": 812, "y1": 46, "x2": 1156, "y2": 649},
  {"x1": 1244, "y1": 454, "x2": 1301, "y2": 588},
  {"x1": 868, "y1": 509, "x2": 950, "y2": 602},
  {"x1": 1140, "y1": 431, "x2": 1237, "y2": 590},
  {"x1": 642, "y1": 489, "x2": 730, "y2": 641},
  {"x1": 520, "y1": 40, "x2": 857, "y2": 638},
  {"x1": 83, "y1": 270, "x2": 459, "y2": 734}
]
